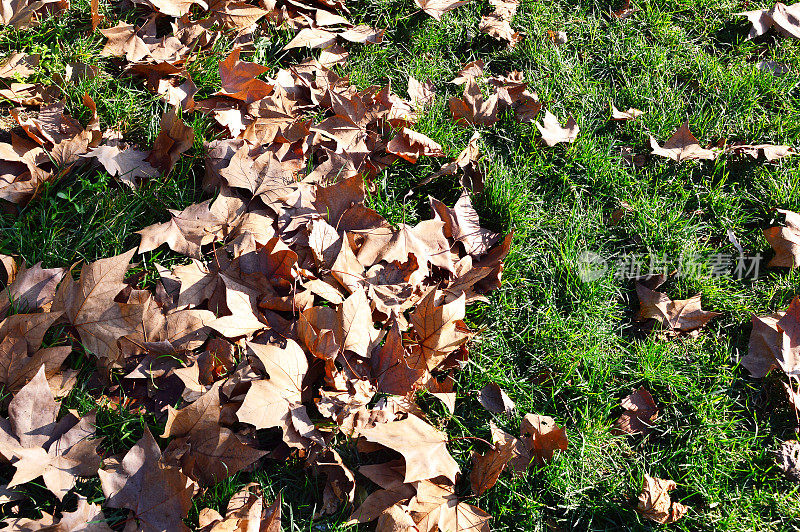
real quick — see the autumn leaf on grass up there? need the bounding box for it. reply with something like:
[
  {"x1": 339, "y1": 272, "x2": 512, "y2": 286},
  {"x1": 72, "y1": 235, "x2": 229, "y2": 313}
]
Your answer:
[
  {"x1": 161, "y1": 382, "x2": 265, "y2": 486},
  {"x1": 145, "y1": 107, "x2": 194, "y2": 174},
  {"x1": 408, "y1": 76, "x2": 435, "y2": 108},
  {"x1": 451, "y1": 60, "x2": 485, "y2": 85},
  {"x1": 764, "y1": 209, "x2": 800, "y2": 268},
  {"x1": 83, "y1": 144, "x2": 159, "y2": 188},
  {"x1": 99, "y1": 427, "x2": 197, "y2": 532},
  {"x1": 737, "y1": 2, "x2": 800, "y2": 40},
  {"x1": 199, "y1": 484, "x2": 281, "y2": 532},
  {"x1": 216, "y1": 47, "x2": 273, "y2": 104},
  {"x1": 742, "y1": 296, "x2": 800, "y2": 378},
  {"x1": 423, "y1": 131, "x2": 483, "y2": 191},
  {"x1": 519, "y1": 414, "x2": 567, "y2": 464},
  {"x1": 449, "y1": 79, "x2": 499, "y2": 127},
  {"x1": 358, "y1": 415, "x2": 460, "y2": 483},
  {"x1": 614, "y1": 387, "x2": 658, "y2": 436},
  {"x1": 0, "y1": 52, "x2": 39, "y2": 79},
  {"x1": 470, "y1": 422, "x2": 526, "y2": 494},
  {"x1": 0, "y1": 259, "x2": 64, "y2": 318},
  {"x1": 0, "y1": 366, "x2": 101, "y2": 500},
  {"x1": 635, "y1": 277, "x2": 720, "y2": 336},
  {"x1": 649, "y1": 121, "x2": 717, "y2": 161},
  {"x1": 536, "y1": 110, "x2": 579, "y2": 146},
  {"x1": 387, "y1": 128, "x2": 445, "y2": 163},
  {"x1": 0, "y1": 0, "x2": 67, "y2": 29},
  {"x1": 414, "y1": 0, "x2": 467, "y2": 20},
  {"x1": 430, "y1": 190, "x2": 500, "y2": 256},
  {"x1": 478, "y1": 382, "x2": 515, "y2": 414},
  {"x1": 408, "y1": 290, "x2": 470, "y2": 371},
  {"x1": 611, "y1": 104, "x2": 643, "y2": 120},
  {"x1": 5, "y1": 496, "x2": 113, "y2": 531},
  {"x1": 636, "y1": 475, "x2": 688, "y2": 524},
  {"x1": 724, "y1": 142, "x2": 794, "y2": 161},
  {"x1": 409, "y1": 480, "x2": 491, "y2": 532},
  {"x1": 776, "y1": 440, "x2": 800, "y2": 481},
  {"x1": 137, "y1": 200, "x2": 225, "y2": 259},
  {"x1": 480, "y1": 14, "x2": 524, "y2": 48},
  {"x1": 53, "y1": 248, "x2": 147, "y2": 365}
]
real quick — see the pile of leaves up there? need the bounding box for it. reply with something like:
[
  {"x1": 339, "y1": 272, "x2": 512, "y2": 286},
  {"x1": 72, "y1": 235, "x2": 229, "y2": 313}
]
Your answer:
[{"x1": 3, "y1": 0, "x2": 800, "y2": 528}]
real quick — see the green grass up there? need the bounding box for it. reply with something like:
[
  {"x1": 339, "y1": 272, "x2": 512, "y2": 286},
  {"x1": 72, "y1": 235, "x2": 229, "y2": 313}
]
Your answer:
[{"x1": 3, "y1": 0, "x2": 800, "y2": 530}]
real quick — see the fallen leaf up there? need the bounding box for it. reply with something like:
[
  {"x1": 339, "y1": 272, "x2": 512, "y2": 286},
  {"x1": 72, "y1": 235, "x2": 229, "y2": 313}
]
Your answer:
[
  {"x1": 614, "y1": 387, "x2": 658, "y2": 436},
  {"x1": 408, "y1": 76, "x2": 435, "y2": 108},
  {"x1": 387, "y1": 128, "x2": 445, "y2": 163},
  {"x1": 0, "y1": 52, "x2": 39, "y2": 79},
  {"x1": 479, "y1": 14, "x2": 524, "y2": 47},
  {"x1": 649, "y1": 121, "x2": 717, "y2": 161},
  {"x1": 146, "y1": 107, "x2": 194, "y2": 174},
  {"x1": 137, "y1": 200, "x2": 224, "y2": 259},
  {"x1": 636, "y1": 475, "x2": 688, "y2": 524},
  {"x1": 478, "y1": 382, "x2": 515, "y2": 414},
  {"x1": 536, "y1": 111, "x2": 579, "y2": 146},
  {"x1": 738, "y1": 2, "x2": 800, "y2": 40},
  {"x1": 520, "y1": 413, "x2": 568, "y2": 464},
  {"x1": 414, "y1": 0, "x2": 467, "y2": 20},
  {"x1": 635, "y1": 278, "x2": 720, "y2": 335},
  {"x1": 83, "y1": 145, "x2": 159, "y2": 188},
  {"x1": 611, "y1": 104, "x2": 643, "y2": 120},
  {"x1": 777, "y1": 440, "x2": 800, "y2": 481},
  {"x1": 449, "y1": 78, "x2": 499, "y2": 127}
]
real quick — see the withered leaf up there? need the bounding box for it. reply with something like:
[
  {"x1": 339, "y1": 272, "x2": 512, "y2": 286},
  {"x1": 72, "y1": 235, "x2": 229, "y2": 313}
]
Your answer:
[
  {"x1": 636, "y1": 475, "x2": 688, "y2": 524},
  {"x1": 137, "y1": 200, "x2": 224, "y2": 259},
  {"x1": 387, "y1": 128, "x2": 445, "y2": 163},
  {"x1": 520, "y1": 413, "x2": 568, "y2": 464},
  {"x1": 536, "y1": 111, "x2": 579, "y2": 146},
  {"x1": 449, "y1": 78, "x2": 499, "y2": 127},
  {"x1": 0, "y1": 366, "x2": 101, "y2": 500},
  {"x1": 358, "y1": 415, "x2": 460, "y2": 483},
  {"x1": 738, "y1": 2, "x2": 800, "y2": 40},
  {"x1": 479, "y1": 14, "x2": 524, "y2": 47},
  {"x1": 478, "y1": 382, "x2": 515, "y2": 414},
  {"x1": 6, "y1": 496, "x2": 113, "y2": 531},
  {"x1": 611, "y1": 104, "x2": 643, "y2": 120},
  {"x1": 146, "y1": 107, "x2": 194, "y2": 174},
  {"x1": 99, "y1": 427, "x2": 197, "y2": 532},
  {"x1": 777, "y1": 440, "x2": 800, "y2": 481},
  {"x1": 649, "y1": 121, "x2": 717, "y2": 161},
  {"x1": 764, "y1": 209, "x2": 800, "y2": 268},
  {"x1": 409, "y1": 290, "x2": 470, "y2": 371},
  {"x1": 635, "y1": 279, "x2": 720, "y2": 335},
  {"x1": 83, "y1": 145, "x2": 159, "y2": 188},
  {"x1": 414, "y1": 0, "x2": 467, "y2": 20},
  {"x1": 614, "y1": 387, "x2": 658, "y2": 436}
]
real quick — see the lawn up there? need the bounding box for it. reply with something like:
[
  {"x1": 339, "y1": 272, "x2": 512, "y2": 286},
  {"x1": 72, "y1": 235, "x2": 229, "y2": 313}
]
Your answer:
[{"x1": 2, "y1": 0, "x2": 800, "y2": 530}]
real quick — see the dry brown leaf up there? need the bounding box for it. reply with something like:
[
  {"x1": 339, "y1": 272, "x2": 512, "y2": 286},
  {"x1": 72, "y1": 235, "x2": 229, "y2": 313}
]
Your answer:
[
  {"x1": 146, "y1": 107, "x2": 194, "y2": 174},
  {"x1": 137, "y1": 200, "x2": 224, "y2": 259},
  {"x1": 765, "y1": 209, "x2": 800, "y2": 268},
  {"x1": 0, "y1": 366, "x2": 101, "y2": 501},
  {"x1": 449, "y1": 78, "x2": 499, "y2": 127},
  {"x1": 358, "y1": 415, "x2": 460, "y2": 483},
  {"x1": 409, "y1": 290, "x2": 470, "y2": 371},
  {"x1": 99, "y1": 427, "x2": 197, "y2": 532},
  {"x1": 614, "y1": 387, "x2": 658, "y2": 436},
  {"x1": 649, "y1": 121, "x2": 717, "y2": 161},
  {"x1": 536, "y1": 110, "x2": 579, "y2": 146},
  {"x1": 520, "y1": 413, "x2": 568, "y2": 464},
  {"x1": 387, "y1": 128, "x2": 445, "y2": 163},
  {"x1": 610, "y1": 104, "x2": 643, "y2": 120},
  {"x1": 777, "y1": 440, "x2": 800, "y2": 481},
  {"x1": 725, "y1": 143, "x2": 794, "y2": 161},
  {"x1": 480, "y1": 13, "x2": 524, "y2": 47},
  {"x1": 635, "y1": 279, "x2": 720, "y2": 335},
  {"x1": 414, "y1": 0, "x2": 467, "y2": 20},
  {"x1": 636, "y1": 475, "x2": 688, "y2": 524},
  {"x1": 478, "y1": 382, "x2": 515, "y2": 414},
  {"x1": 738, "y1": 2, "x2": 800, "y2": 40},
  {"x1": 408, "y1": 76, "x2": 435, "y2": 108},
  {"x1": 0, "y1": 52, "x2": 38, "y2": 79},
  {"x1": 217, "y1": 47, "x2": 273, "y2": 104},
  {"x1": 0, "y1": 260, "x2": 64, "y2": 317},
  {"x1": 198, "y1": 484, "x2": 281, "y2": 531},
  {"x1": 410, "y1": 481, "x2": 491, "y2": 532},
  {"x1": 83, "y1": 145, "x2": 159, "y2": 188},
  {"x1": 6, "y1": 496, "x2": 113, "y2": 531},
  {"x1": 430, "y1": 189, "x2": 499, "y2": 256}
]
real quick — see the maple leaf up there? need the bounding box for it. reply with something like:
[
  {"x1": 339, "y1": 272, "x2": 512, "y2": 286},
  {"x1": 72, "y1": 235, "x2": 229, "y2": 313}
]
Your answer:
[
  {"x1": 0, "y1": 52, "x2": 38, "y2": 79},
  {"x1": 410, "y1": 480, "x2": 491, "y2": 532},
  {"x1": 423, "y1": 131, "x2": 483, "y2": 191},
  {"x1": 536, "y1": 110, "x2": 579, "y2": 146},
  {"x1": 649, "y1": 121, "x2": 717, "y2": 161},
  {"x1": 489, "y1": 0, "x2": 518, "y2": 20},
  {"x1": 408, "y1": 290, "x2": 470, "y2": 371},
  {"x1": 5, "y1": 496, "x2": 113, "y2": 531},
  {"x1": 83, "y1": 145, "x2": 159, "y2": 188},
  {"x1": 99, "y1": 23, "x2": 151, "y2": 62},
  {"x1": 137, "y1": 199, "x2": 224, "y2": 259},
  {"x1": 451, "y1": 60, "x2": 485, "y2": 85},
  {"x1": 146, "y1": 107, "x2": 194, "y2": 174},
  {"x1": 738, "y1": 2, "x2": 800, "y2": 40},
  {"x1": 236, "y1": 340, "x2": 308, "y2": 439},
  {"x1": 614, "y1": 387, "x2": 658, "y2": 436},
  {"x1": 408, "y1": 76, "x2": 435, "y2": 108},
  {"x1": 53, "y1": 248, "x2": 147, "y2": 365},
  {"x1": 470, "y1": 423, "x2": 520, "y2": 495},
  {"x1": 0, "y1": 260, "x2": 64, "y2": 317},
  {"x1": 520, "y1": 413, "x2": 568, "y2": 464},
  {"x1": 430, "y1": 190, "x2": 499, "y2": 256},
  {"x1": 387, "y1": 128, "x2": 445, "y2": 163},
  {"x1": 480, "y1": 13, "x2": 524, "y2": 47},
  {"x1": 198, "y1": 484, "x2": 281, "y2": 532},
  {"x1": 358, "y1": 415, "x2": 460, "y2": 483},
  {"x1": 725, "y1": 143, "x2": 794, "y2": 161},
  {"x1": 764, "y1": 209, "x2": 800, "y2": 268},
  {"x1": 99, "y1": 427, "x2": 197, "y2": 532},
  {"x1": 478, "y1": 382, "x2": 515, "y2": 414},
  {"x1": 0, "y1": 366, "x2": 101, "y2": 500},
  {"x1": 611, "y1": 104, "x2": 643, "y2": 120},
  {"x1": 449, "y1": 78, "x2": 499, "y2": 127},
  {"x1": 414, "y1": 0, "x2": 467, "y2": 20},
  {"x1": 776, "y1": 440, "x2": 800, "y2": 481},
  {"x1": 635, "y1": 278, "x2": 720, "y2": 335},
  {"x1": 216, "y1": 47, "x2": 273, "y2": 104},
  {"x1": 636, "y1": 475, "x2": 688, "y2": 524}
]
